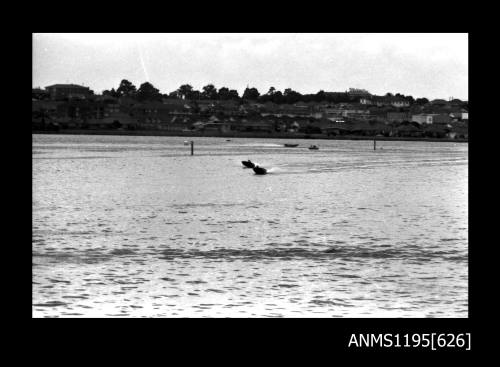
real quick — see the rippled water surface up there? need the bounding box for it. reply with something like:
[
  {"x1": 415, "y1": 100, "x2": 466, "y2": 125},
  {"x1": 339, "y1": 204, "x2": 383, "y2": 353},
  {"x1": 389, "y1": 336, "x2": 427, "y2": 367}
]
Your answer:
[{"x1": 32, "y1": 134, "x2": 468, "y2": 317}]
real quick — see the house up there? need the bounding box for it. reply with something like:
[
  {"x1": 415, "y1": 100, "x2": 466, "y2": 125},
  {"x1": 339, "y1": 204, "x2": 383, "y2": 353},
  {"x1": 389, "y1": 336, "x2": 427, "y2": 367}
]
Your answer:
[
  {"x1": 360, "y1": 96, "x2": 381, "y2": 107},
  {"x1": 309, "y1": 111, "x2": 324, "y2": 119},
  {"x1": 389, "y1": 98, "x2": 410, "y2": 108},
  {"x1": 45, "y1": 84, "x2": 91, "y2": 100},
  {"x1": 430, "y1": 114, "x2": 451, "y2": 124},
  {"x1": 449, "y1": 109, "x2": 469, "y2": 121},
  {"x1": 55, "y1": 100, "x2": 96, "y2": 120},
  {"x1": 347, "y1": 88, "x2": 371, "y2": 97},
  {"x1": 194, "y1": 100, "x2": 218, "y2": 112},
  {"x1": 85, "y1": 101, "x2": 138, "y2": 128},
  {"x1": 387, "y1": 112, "x2": 411, "y2": 123},
  {"x1": 323, "y1": 105, "x2": 370, "y2": 120},
  {"x1": 361, "y1": 96, "x2": 410, "y2": 108},
  {"x1": 323, "y1": 107, "x2": 344, "y2": 116},
  {"x1": 32, "y1": 100, "x2": 65, "y2": 127},
  {"x1": 213, "y1": 100, "x2": 240, "y2": 116},
  {"x1": 93, "y1": 94, "x2": 118, "y2": 104},
  {"x1": 412, "y1": 114, "x2": 430, "y2": 124},
  {"x1": 343, "y1": 109, "x2": 372, "y2": 120},
  {"x1": 48, "y1": 99, "x2": 138, "y2": 129},
  {"x1": 32, "y1": 100, "x2": 63, "y2": 115},
  {"x1": 131, "y1": 102, "x2": 191, "y2": 125},
  {"x1": 86, "y1": 111, "x2": 138, "y2": 129},
  {"x1": 277, "y1": 104, "x2": 311, "y2": 117}
]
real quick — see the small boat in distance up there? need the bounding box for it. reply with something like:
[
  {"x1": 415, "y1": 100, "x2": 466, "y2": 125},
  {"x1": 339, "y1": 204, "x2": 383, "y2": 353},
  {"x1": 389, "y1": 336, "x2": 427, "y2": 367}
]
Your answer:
[
  {"x1": 242, "y1": 160, "x2": 255, "y2": 168},
  {"x1": 253, "y1": 165, "x2": 267, "y2": 175},
  {"x1": 284, "y1": 143, "x2": 299, "y2": 147},
  {"x1": 308, "y1": 145, "x2": 319, "y2": 150}
]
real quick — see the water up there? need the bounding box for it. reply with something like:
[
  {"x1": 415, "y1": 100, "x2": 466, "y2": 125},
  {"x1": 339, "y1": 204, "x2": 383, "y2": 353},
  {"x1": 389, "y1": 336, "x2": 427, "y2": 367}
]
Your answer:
[{"x1": 32, "y1": 134, "x2": 468, "y2": 317}]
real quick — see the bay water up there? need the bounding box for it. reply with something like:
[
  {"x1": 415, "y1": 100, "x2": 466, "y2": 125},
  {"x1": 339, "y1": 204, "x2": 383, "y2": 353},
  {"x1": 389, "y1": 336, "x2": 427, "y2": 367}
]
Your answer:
[{"x1": 32, "y1": 134, "x2": 468, "y2": 317}]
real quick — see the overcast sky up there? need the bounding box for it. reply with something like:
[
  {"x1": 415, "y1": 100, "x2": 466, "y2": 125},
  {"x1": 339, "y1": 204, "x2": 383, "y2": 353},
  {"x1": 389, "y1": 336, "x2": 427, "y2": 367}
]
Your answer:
[{"x1": 32, "y1": 33, "x2": 468, "y2": 100}]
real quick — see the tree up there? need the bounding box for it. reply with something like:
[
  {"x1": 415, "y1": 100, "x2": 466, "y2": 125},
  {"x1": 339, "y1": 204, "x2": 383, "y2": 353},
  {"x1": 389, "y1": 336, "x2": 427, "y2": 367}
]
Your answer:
[
  {"x1": 103, "y1": 88, "x2": 120, "y2": 98},
  {"x1": 283, "y1": 88, "x2": 302, "y2": 104},
  {"x1": 218, "y1": 87, "x2": 230, "y2": 100},
  {"x1": 177, "y1": 84, "x2": 194, "y2": 99},
  {"x1": 191, "y1": 90, "x2": 201, "y2": 100},
  {"x1": 228, "y1": 89, "x2": 239, "y2": 100},
  {"x1": 404, "y1": 95, "x2": 415, "y2": 105},
  {"x1": 202, "y1": 84, "x2": 218, "y2": 100},
  {"x1": 117, "y1": 79, "x2": 137, "y2": 97},
  {"x1": 415, "y1": 97, "x2": 429, "y2": 105},
  {"x1": 136, "y1": 82, "x2": 162, "y2": 102},
  {"x1": 315, "y1": 90, "x2": 326, "y2": 102},
  {"x1": 217, "y1": 87, "x2": 239, "y2": 101},
  {"x1": 259, "y1": 86, "x2": 278, "y2": 103},
  {"x1": 272, "y1": 90, "x2": 283, "y2": 104},
  {"x1": 242, "y1": 87, "x2": 260, "y2": 100},
  {"x1": 166, "y1": 91, "x2": 178, "y2": 99}
]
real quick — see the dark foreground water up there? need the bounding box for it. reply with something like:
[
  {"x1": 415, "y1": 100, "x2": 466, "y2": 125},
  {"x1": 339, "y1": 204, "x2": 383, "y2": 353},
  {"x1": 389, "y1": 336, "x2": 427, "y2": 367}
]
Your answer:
[{"x1": 32, "y1": 134, "x2": 468, "y2": 317}]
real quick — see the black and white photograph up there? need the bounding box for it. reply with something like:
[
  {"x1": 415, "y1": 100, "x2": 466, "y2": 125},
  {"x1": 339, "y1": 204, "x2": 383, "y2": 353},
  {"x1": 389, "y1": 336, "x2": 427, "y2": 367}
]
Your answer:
[{"x1": 32, "y1": 33, "x2": 468, "y2": 319}]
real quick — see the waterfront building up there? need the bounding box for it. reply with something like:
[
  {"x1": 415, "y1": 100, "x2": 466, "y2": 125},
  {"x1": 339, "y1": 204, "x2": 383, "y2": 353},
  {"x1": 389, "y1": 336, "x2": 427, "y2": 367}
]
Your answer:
[
  {"x1": 45, "y1": 84, "x2": 92, "y2": 100},
  {"x1": 347, "y1": 88, "x2": 371, "y2": 97},
  {"x1": 412, "y1": 113, "x2": 451, "y2": 125}
]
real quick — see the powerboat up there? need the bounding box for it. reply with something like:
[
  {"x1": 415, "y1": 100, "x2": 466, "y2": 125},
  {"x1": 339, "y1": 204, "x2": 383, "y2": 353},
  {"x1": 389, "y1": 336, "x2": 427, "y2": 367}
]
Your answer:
[
  {"x1": 242, "y1": 160, "x2": 255, "y2": 168},
  {"x1": 253, "y1": 165, "x2": 267, "y2": 175},
  {"x1": 308, "y1": 145, "x2": 319, "y2": 150}
]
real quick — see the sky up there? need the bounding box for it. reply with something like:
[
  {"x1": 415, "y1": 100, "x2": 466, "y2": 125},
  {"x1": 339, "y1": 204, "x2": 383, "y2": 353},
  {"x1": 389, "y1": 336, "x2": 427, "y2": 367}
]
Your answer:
[{"x1": 32, "y1": 33, "x2": 468, "y2": 100}]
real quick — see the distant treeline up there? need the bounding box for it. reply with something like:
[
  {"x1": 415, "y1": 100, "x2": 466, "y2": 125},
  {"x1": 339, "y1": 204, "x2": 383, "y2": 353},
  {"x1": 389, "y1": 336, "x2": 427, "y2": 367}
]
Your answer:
[{"x1": 102, "y1": 79, "x2": 430, "y2": 105}]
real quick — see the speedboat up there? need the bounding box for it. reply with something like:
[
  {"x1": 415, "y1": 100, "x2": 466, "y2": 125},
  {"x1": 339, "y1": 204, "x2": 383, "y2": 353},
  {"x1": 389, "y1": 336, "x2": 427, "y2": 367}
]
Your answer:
[
  {"x1": 253, "y1": 165, "x2": 267, "y2": 175},
  {"x1": 284, "y1": 143, "x2": 299, "y2": 147},
  {"x1": 308, "y1": 145, "x2": 319, "y2": 150},
  {"x1": 242, "y1": 160, "x2": 255, "y2": 168}
]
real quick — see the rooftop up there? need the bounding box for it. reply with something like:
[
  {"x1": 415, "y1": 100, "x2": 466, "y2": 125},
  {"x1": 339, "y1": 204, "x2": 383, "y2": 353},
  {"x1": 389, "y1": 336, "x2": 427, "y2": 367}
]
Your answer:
[{"x1": 45, "y1": 84, "x2": 90, "y2": 89}]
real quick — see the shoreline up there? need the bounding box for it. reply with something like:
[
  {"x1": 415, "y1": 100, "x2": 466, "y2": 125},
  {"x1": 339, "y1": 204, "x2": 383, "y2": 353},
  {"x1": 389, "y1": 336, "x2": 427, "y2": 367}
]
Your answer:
[{"x1": 32, "y1": 129, "x2": 468, "y2": 143}]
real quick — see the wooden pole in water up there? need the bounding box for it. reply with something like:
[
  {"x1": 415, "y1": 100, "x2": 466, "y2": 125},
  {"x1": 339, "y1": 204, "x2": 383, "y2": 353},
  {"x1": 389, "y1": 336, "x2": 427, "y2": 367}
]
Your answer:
[
  {"x1": 374, "y1": 138, "x2": 376, "y2": 150},
  {"x1": 190, "y1": 141, "x2": 194, "y2": 155}
]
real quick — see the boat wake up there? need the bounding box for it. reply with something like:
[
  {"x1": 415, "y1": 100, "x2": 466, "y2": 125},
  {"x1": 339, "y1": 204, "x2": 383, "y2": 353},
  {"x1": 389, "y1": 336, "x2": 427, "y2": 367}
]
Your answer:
[{"x1": 265, "y1": 167, "x2": 282, "y2": 174}]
